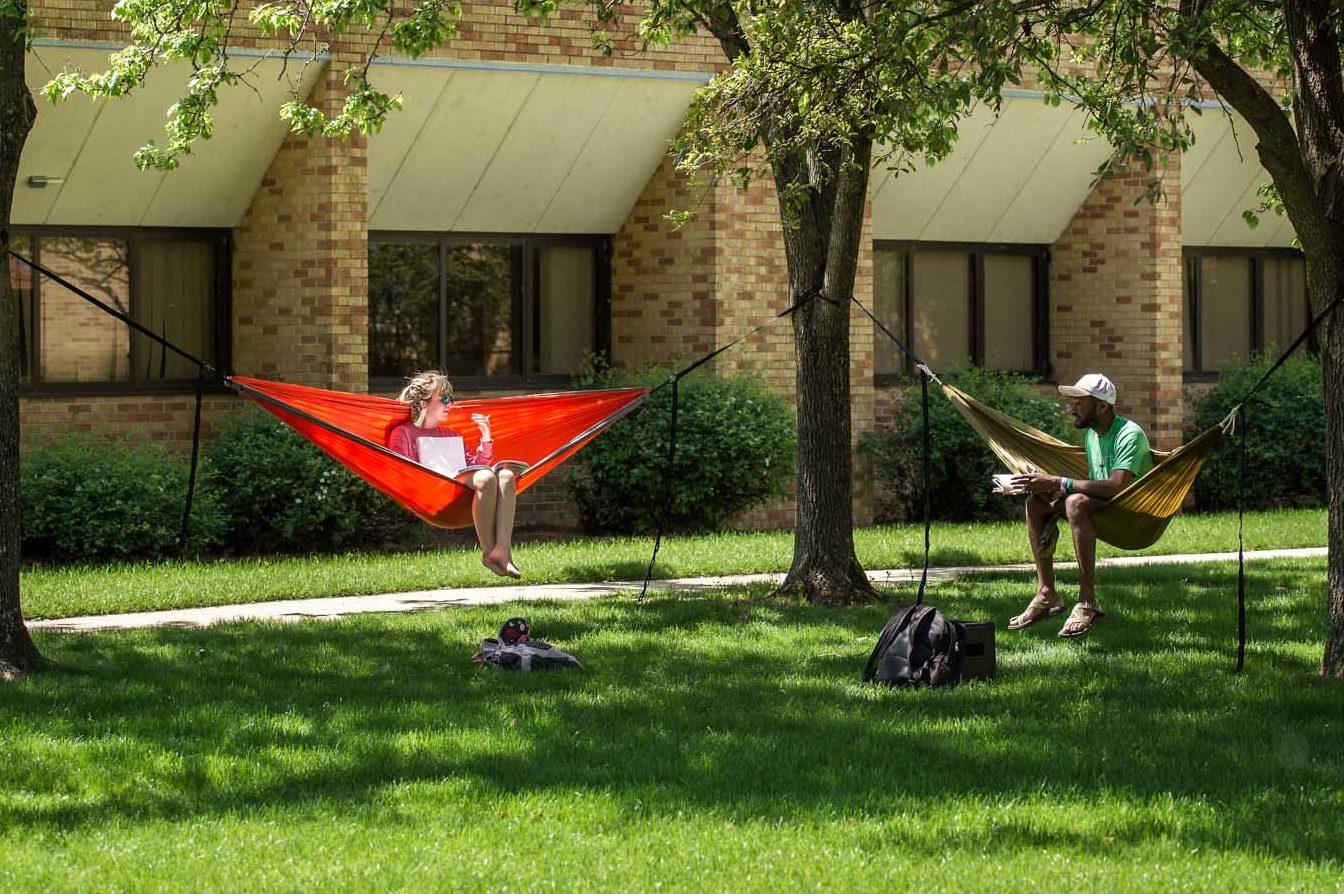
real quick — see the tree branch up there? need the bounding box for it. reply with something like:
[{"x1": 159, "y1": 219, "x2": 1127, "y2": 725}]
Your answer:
[{"x1": 1178, "y1": 0, "x2": 1330, "y2": 251}]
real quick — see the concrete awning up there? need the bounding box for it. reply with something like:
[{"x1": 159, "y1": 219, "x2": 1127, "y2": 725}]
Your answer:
[
  {"x1": 17, "y1": 46, "x2": 1292, "y2": 250},
  {"x1": 366, "y1": 61, "x2": 703, "y2": 234},
  {"x1": 871, "y1": 97, "x2": 1114, "y2": 244},
  {"x1": 873, "y1": 93, "x2": 1298, "y2": 249},
  {"x1": 1181, "y1": 108, "x2": 1296, "y2": 247},
  {"x1": 15, "y1": 43, "x2": 321, "y2": 228}
]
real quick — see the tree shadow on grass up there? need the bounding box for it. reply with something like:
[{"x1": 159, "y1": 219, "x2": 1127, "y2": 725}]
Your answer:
[
  {"x1": 892, "y1": 547, "x2": 990, "y2": 567},
  {"x1": 3, "y1": 561, "x2": 1340, "y2": 867},
  {"x1": 546, "y1": 560, "x2": 655, "y2": 583}
]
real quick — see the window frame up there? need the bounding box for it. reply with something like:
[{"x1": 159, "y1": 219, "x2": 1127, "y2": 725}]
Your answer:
[
  {"x1": 871, "y1": 239, "x2": 1050, "y2": 386},
  {"x1": 1183, "y1": 245, "x2": 1311, "y2": 382},
  {"x1": 13, "y1": 224, "x2": 233, "y2": 397},
  {"x1": 368, "y1": 230, "x2": 612, "y2": 392}
]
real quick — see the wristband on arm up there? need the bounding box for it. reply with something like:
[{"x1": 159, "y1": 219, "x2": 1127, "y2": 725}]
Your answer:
[{"x1": 1061, "y1": 477, "x2": 1072, "y2": 494}]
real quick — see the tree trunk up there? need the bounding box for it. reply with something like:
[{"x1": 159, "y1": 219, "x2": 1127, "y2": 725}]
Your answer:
[
  {"x1": 1184, "y1": 0, "x2": 1344, "y2": 675},
  {"x1": 776, "y1": 142, "x2": 878, "y2": 604},
  {"x1": 1283, "y1": 0, "x2": 1344, "y2": 678},
  {"x1": 0, "y1": 8, "x2": 41, "y2": 682},
  {"x1": 1321, "y1": 282, "x2": 1344, "y2": 678}
]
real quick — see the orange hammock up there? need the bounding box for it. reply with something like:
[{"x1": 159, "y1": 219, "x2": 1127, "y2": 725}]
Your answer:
[{"x1": 230, "y1": 376, "x2": 649, "y2": 530}]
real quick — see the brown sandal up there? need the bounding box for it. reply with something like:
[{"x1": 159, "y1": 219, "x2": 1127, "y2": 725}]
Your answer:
[
  {"x1": 1058, "y1": 603, "x2": 1106, "y2": 638},
  {"x1": 1008, "y1": 594, "x2": 1065, "y2": 630}
]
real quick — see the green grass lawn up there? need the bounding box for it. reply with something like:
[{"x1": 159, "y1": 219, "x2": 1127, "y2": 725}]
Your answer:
[
  {"x1": 3, "y1": 559, "x2": 1340, "y2": 891},
  {"x1": 20, "y1": 508, "x2": 1327, "y2": 620}
]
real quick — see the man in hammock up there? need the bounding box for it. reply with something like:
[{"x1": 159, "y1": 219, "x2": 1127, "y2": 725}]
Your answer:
[{"x1": 1007, "y1": 373, "x2": 1154, "y2": 637}]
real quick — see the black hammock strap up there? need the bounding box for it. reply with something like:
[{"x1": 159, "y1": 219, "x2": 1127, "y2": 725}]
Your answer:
[
  {"x1": 7, "y1": 249, "x2": 216, "y2": 556},
  {"x1": 639, "y1": 287, "x2": 832, "y2": 599}
]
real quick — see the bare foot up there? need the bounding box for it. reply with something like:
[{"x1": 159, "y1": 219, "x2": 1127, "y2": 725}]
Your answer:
[{"x1": 484, "y1": 549, "x2": 522, "y2": 579}]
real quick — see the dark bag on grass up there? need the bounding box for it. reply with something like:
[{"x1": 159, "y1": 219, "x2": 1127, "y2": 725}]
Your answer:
[
  {"x1": 862, "y1": 604, "x2": 964, "y2": 687},
  {"x1": 473, "y1": 639, "x2": 583, "y2": 672}
]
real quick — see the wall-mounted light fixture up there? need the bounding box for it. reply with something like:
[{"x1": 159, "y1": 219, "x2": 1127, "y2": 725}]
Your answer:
[{"x1": 27, "y1": 175, "x2": 66, "y2": 189}]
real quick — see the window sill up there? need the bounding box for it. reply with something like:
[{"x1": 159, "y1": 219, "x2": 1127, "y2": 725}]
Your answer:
[
  {"x1": 369, "y1": 375, "x2": 578, "y2": 396},
  {"x1": 1182, "y1": 370, "x2": 1222, "y2": 384},
  {"x1": 874, "y1": 369, "x2": 1049, "y2": 388}
]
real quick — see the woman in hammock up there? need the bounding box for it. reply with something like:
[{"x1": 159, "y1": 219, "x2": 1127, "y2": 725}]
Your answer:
[{"x1": 387, "y1": 371, "x2": 522, "y2": 579}]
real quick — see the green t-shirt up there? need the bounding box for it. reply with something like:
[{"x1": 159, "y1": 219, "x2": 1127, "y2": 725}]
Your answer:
[{"x1": 1084, "y1": 417, "x2": 1154, "y2": 482}]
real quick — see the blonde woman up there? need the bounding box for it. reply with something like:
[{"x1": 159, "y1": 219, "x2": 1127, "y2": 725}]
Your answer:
[{"x1": 387, "y1": 371, "x2": 521, "y2": 579}]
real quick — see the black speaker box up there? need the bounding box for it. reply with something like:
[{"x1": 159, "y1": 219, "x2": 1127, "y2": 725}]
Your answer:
[{"x1": 954, "y1": 619, "x2": 996, "y2": 680}]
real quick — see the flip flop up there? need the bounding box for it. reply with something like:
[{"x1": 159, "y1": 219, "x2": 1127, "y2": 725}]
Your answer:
[
  {"x1": 1058, "y1": 604, "x2": 1106, "y2": 638},
  {"x1": 1007, "y1": 597, "x2": 1065, "y2": 631}
]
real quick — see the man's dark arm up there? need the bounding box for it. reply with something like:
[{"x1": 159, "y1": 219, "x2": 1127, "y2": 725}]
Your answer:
[
  {"x1": 1070, "y1": 469, "x2": 1135, "y2": 501},
  {"x1": 1014, "y1": 469, "x2": 1135, "y2": 501}
]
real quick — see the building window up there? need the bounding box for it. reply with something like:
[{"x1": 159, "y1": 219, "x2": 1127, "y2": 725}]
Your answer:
[
  {"x1": 369, "y1": 234, "x2": 610, "y2": 388},
  {"x1": 1184, "y1": 248, "x2": 1310, "y2": 375},
  {"x1": 10, "y1": 228, "x2": 230, "y2": 392},
  {"x1": 873, "y1": 241, "x2": 1048, "y2": 382}
]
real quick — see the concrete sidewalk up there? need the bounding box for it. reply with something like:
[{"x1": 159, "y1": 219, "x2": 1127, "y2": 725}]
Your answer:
[{"x1": 29, "y1": 547, "x2": 1326, "y2": 633}]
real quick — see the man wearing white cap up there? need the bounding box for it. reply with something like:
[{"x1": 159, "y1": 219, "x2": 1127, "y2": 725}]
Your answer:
[{"x1": 1007, "y1": 373, "x2": 1154, "y2": 637}]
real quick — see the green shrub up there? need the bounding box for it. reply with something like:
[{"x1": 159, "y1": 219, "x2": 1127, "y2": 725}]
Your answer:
[
  {"x1": 566, "y1": 369, "x2": 796, "y2": 534},
  {"x1": 863, "y1": 365, "x2": 1075, "y2": 523},
  {"x1": 21, "y1": 436, "x2": 225, "y2": 563},
  {"x1": 203, "y1": 410, "x2": 422, "y2": 554},
  {"x1": 1191, "y1": 353, "x2": 1324, "y2": 511}
]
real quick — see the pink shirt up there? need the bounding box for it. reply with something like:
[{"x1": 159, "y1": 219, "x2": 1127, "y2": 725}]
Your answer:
[{"x1": 386, "y1": 421, "x2": 494, "y2": 467}]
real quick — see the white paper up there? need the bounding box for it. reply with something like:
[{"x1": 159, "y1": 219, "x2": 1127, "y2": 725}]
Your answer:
[
  {"x1": 418, "y1": 435, "x2": 469, "y2": 476},
  {"x1": 992, "y1": 473, "x2": 1024, "y2": 495}
]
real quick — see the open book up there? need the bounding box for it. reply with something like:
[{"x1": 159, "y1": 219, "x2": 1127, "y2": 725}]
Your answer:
[
  {"x1": 992, "y1": 467, "x2": 1040, "y2": 496},
  {"x1": 418, "y1": 436, "x2": 530, "y2": 480}
]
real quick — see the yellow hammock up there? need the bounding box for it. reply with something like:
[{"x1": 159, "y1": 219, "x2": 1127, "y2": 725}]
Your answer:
[{"x1": 939, "y1": 382, "x2": 1236, "y2": 550}]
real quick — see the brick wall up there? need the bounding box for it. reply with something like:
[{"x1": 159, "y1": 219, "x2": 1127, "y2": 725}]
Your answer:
[
  {"x1": 30, "y1": 0, "x2": 721, "y2": 72},
  {"x1": 1051, "y1": 157, "x2": 1185, "y2": 449},
  {"x1": 232, "y1": 51, "x2": 369, "y2": 390},
  {"x1": 19, "y1": 393, "x2": 238, "y2": 453},
  {"x1": 611, "y1": 155, "x2": 718, "y2": 369}
]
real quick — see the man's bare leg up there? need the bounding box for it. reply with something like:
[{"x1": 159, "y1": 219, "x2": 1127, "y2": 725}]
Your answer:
[
  {"x1": 1062, "y1": 492, "x2": 1105, "y2": 635},
  {"x1": 485, "y1": 469, "x2": 521, "y2": 579},
  {"x1": 1010, "y1": 495, "x2": 1065, "y2": 628}
]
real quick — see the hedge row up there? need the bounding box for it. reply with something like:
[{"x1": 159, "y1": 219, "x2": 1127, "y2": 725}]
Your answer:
[{"x1": 22, "y1": 356, "x2": 1321, "y2": 562}]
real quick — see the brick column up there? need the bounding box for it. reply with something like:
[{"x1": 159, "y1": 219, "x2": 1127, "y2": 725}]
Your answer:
[
  {"x1": 232, "y1": 54, "x2": 369, "y2": 391},
  {"x1": 1051, "y1": 158, "x2": 1184, "y2": 449}
]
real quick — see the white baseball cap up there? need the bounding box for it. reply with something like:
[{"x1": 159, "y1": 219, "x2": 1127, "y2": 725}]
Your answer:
[{"x1": 1058, "y1": 373, "x2": 1116, "y2": 405}]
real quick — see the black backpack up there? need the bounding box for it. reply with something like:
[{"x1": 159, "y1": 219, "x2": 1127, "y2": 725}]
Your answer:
[{"x1": 862, "y1": 604, "x2": 965, "y2": 687}]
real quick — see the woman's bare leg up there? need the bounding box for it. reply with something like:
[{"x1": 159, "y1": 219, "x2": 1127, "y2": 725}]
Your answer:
[
  {"x1": 470, "y1": 470, "x2": 500, "y2": 571},
  {"x1": 486, "y1": 469, "x2": 520, "y2": 578}
]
